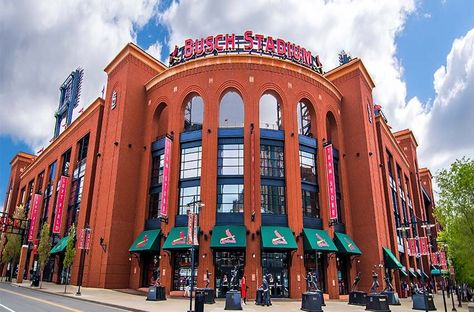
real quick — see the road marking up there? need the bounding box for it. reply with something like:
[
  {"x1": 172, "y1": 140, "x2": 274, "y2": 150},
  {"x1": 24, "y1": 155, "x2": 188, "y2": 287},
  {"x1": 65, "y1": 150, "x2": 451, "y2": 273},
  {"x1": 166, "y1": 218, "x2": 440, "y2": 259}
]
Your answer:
[
  {"x1": 0, "y1": 303, "x2": 16, "y2": 312},
  {"x1": 0, "y1": 287, "x2": 81, "y2": 312}
]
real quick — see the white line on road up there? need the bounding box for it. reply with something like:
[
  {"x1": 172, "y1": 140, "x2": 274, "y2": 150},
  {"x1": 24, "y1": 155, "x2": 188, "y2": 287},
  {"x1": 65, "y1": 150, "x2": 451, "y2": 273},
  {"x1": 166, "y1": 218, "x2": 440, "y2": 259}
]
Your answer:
[{"x1": 0, "y1": 303, "x2": 16, "y2": 312}]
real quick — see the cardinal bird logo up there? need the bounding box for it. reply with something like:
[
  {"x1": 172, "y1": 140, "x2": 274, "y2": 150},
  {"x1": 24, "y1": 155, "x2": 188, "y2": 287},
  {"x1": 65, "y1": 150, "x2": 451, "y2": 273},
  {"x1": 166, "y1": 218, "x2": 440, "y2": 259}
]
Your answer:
[
  {"x1": 136, "y1": 235, "x2": 148, "y2": 248},
  {"x1": 220, "y1": 229, "x2": 236, "y2": 244},
  {"x1": 172, "y1": 231, "x2": 186, "y2": 245},
  {"x1": 345, "y1": 237, "x2": 355, "y2": 251},
  {"x1": 316, "y1": 233, "x2": 329, "y2": 247},
  {"x1": 271, "y1": 230, "x2": 288, "y2": 245}
]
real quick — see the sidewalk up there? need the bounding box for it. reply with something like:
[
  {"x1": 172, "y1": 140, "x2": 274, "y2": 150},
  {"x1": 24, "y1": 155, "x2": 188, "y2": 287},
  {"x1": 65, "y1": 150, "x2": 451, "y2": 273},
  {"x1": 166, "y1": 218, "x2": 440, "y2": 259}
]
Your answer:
[{"x1": 8, "y1": 280, "x2": 471, "y2": 311}]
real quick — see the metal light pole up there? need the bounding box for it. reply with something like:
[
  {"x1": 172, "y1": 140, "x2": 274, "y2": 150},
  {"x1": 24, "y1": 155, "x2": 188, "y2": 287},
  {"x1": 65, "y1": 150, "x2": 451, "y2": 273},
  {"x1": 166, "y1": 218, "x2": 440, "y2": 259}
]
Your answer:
[
  {"x1": 186, "y1": 197, "x2": 204, "y2": 312},
  {"x1": 450, "y1": 278, "x2": 457, "y2": 311},
  {"x1": 76, "y1": 224, "x2": 90, "y2": 296}
]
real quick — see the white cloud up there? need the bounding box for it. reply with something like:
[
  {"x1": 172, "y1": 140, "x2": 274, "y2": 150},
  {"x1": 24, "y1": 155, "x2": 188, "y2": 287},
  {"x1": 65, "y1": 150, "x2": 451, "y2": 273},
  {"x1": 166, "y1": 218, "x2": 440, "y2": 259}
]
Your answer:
[
  {"x1": 146, "y1": 41, "x2": 163, "y2": 61},
  {"x1": 0, "y1": 0, "x2": 159, "y2": 148}
]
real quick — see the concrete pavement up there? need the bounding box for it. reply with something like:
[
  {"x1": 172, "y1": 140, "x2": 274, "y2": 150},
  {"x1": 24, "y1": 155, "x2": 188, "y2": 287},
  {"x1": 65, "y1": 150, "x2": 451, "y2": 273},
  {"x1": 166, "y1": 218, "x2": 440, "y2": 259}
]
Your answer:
[{"x1": 4, "y1": 280, "x2": 470, "y2": 312}]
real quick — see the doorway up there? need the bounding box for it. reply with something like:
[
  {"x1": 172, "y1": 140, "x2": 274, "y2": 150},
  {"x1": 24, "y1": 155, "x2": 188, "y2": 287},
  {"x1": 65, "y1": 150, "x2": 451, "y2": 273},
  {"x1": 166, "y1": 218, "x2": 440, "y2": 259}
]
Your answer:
[
  {"x1": 261, "y1": 251, "x2": 289, "y2": 298},
  {"x1": 214, "y1": 250, "x2": 245, "y2": 298}
]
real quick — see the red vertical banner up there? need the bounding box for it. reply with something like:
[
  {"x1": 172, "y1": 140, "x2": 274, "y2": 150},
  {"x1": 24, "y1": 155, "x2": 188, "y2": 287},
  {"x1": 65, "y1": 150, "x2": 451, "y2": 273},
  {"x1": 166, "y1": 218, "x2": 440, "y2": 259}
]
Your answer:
[
  {"x1": 406, "y1": 238, "x2": 412, "y2": 256},
  {"x1": 324, "y1": 144, "x2": 338, "y2": 220},
  {"x1": 53, "y1": 176, "x2": 69, "y2": 234},
  {"x1": 431, "y1": 252, "x2": 439, "y2": 265},
  {"x1": 439, "y1": 252, "x2": 447, "y2": 269},
  {"x1": 421, "y1": 237, "x2": 430, "y2": 255},
  {"x1": 193, "y1": 211, "x2": 198, "y2": 246},
  {"x1": 78, "y1": 229, "x2": 85, "y2": 249},
  {"x1": 160, "y1": 137, "x2": 172, "y2": 219},
  {"x1": 85, "y1": 229, "x2": 92, "y2": 250},
  {"x1": 28, "y1": 194, "x2": 42, "y2": 241},
  {"x1": 408, "y1": 238, "x2": 417, "y2": 257},
  {"x1": 78, "y1": 228, "x2": 92, "y2": 250},
  {"x1": 187, "y1": 211, "x2": 194, "y2": 245}
]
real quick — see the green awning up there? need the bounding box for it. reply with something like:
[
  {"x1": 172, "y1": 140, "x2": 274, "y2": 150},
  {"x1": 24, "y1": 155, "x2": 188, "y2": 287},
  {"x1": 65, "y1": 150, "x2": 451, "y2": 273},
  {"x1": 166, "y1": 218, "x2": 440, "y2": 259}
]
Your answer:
[
  {"x1": 399, "y1": 267, "x2": 409, "y2": 277},
  {"x1": 408, "y1": 268, "x2": 417, "y2": 278},
  {"x1": 261, "y1": 226, "x2": 297, "y2": 250},
  {"x1": 210, "y1": 225, "x2": 246, "y2": 248},
  {"x1": 163, "y1": 227, "x2": 200, "y2": 250},
  {"x1": 441, "y1": 269, "x2": 449, "y2": 275},
  {"x1": 50, "y1": 236, "x2": 69, "y2": 254},
  {"x1": 431, "y1": 269, "x2": 441, "y2": 276},
  {"x1": 334, "y1": 232, "x2": 362, "y2": 255},
  {"x1": 129, "y1": 229, "x2": 161, "y2": 252},
  {"x1": 383, "y1": 247, "x2": 402, "y2": 269},
  {"x1": 303, "y1": 228, "x2": 338, "y2": 253}
]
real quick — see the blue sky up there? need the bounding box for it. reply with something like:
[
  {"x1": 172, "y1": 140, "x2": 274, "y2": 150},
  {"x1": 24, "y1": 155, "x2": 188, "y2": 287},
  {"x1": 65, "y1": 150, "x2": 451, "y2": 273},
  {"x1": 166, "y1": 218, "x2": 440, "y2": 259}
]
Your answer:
[{"x1": 1, "y1": 0, "x2": 474, "y2": 210}]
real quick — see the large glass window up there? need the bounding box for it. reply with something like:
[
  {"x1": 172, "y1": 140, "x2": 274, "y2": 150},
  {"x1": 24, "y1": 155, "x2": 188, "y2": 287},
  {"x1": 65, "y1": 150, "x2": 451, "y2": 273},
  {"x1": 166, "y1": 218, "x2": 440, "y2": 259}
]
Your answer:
[
  {"x1": 259, "y1": 93, "x2": 282, "y2": 130},
  {"x1": 178, "y1": 186, "x2": 200, "y2": 215},
  {"x1": 148, "y1": 192, "x2": 162, "y2": 219},
  {"x1": 150, "y1": 154, "x2": 164, "y2": 186},
  {"x1": 261, "y1": 252, "x2": 289, "y2": 298},
  {"x1": 173, "y1": 250, "x2": 198, "y2": 291},
  {"x1": 219, "y1": 91, "x2": 244, "y2": 128},
  {"x1": 299, "y1": 150, "x2": 317, "y2": 183},
  {"x1": 302, "y1": 189, "x2": 320, "y2": 218},
  {"x1": 218, "y1": 144, "x2": 244, "y2": 175},
  {"x1": 180, "y1": 146, "x2": 202, "y2": 179},
  {"x1": 297, "y1": 101, "x2": 312, "y2": 136},
  {"x1": 184, "y1": 95, "x2": 204, "y2": 132},
  {"x1": 215, "y1": 251, "x2": 245, "y2": 298},
  {"x1": 261, "y1": 185, "x2": 285, "y2": 214},
  {"x1": 217, "y1": 184, "x2": 244, "y2": 213},
  {"x1": 260, "y1": 145, "x2": 284, "y2": 177}
]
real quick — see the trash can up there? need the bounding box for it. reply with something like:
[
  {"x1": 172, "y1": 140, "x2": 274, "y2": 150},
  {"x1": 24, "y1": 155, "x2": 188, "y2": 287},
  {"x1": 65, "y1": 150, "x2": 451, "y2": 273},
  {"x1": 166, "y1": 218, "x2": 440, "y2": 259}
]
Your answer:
[
  {"x1": 195, "y1": 291, "x2": 205, "y2": 312},
  {"x1": 31, "y1": 274, "x2": 40, "y2": 287}
]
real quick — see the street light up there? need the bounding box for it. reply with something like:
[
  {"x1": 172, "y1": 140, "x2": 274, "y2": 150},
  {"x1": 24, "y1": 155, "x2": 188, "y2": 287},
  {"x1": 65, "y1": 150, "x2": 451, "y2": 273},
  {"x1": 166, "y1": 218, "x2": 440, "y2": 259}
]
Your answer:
[{"x1": 186, "y1": 197, "x2": 204, "y2": 312}]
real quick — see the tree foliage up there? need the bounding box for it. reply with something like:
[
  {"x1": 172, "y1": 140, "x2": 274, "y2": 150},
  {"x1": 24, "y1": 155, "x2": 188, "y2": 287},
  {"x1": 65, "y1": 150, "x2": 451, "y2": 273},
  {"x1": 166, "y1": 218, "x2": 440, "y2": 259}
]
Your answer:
[
  {"x1": 63, "y1": 224, "x2": 76, "y2": 293},
  {"x1": 37, "y1": 223, "x2": 51, "y2": 288},
  {"x1": 1, "y1": 205, "x2": 25, "y2": 265},
  {"x1": 435, "y1": 157, "x2": 474, "y2": 285}
]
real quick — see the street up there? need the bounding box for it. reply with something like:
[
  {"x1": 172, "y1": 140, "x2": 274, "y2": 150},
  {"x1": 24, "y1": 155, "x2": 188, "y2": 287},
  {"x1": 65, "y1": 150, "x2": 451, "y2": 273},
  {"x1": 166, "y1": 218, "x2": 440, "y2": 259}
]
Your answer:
[{"x1": 0, "y1": 283, "x2": 127, "y2": 312}]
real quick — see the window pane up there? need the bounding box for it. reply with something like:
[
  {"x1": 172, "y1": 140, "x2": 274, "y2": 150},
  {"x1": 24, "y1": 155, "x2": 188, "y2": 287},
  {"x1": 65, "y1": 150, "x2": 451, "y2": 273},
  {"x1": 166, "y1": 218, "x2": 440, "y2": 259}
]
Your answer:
[
  {"x1": 218, "y1": 144, "x2": 244, "y2": 176},
  {"x1": 299, "y1": 150, "x2": 317, "y2": 183},
  {"x1": 184, "y1": 95, "x2": 204, "y2": 132},
  {"x1": 219, "y1": 91, "x2": 244, "y2": 128},
  {"x1": 302, "y1": 189, "x2": 320, "y2": 218},
  {"x1": 259, "y1": 94, "x2": 282, "y2": 130},
  {"x1": 261, "y1": 185, "x2": 286, "y2": 214},
  {"x1": 179, "y1": 186, "x2": 200, "y2": 215},
  {"x1": 217, "y1": 184, "x2": 244, "y2": 213},
  {"x1": 260, "y1": 145, "x2": 284, "y2": 178},
  {"x1": 180, "y1": 146, "x2": 202, "y2": 179},
  {"x1": 297, "y1": 101, "x2": 312, "y2": 136}
]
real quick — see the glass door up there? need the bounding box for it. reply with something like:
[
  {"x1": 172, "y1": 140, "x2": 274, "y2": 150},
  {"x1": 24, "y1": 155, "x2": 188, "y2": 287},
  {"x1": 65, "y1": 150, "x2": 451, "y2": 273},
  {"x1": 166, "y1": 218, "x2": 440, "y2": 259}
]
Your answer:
[
  {"x1": 215, "y1": 250, "x2": 245, "y2": 298},
  {"x1": 261, "y1": 251, "x2": 289, "y2": 298}
]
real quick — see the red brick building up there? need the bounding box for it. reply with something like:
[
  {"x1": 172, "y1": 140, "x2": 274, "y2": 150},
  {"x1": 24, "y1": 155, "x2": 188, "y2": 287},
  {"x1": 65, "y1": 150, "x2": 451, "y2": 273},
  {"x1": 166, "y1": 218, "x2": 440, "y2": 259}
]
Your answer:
[{"x1": 2, "y1": 38, "x2": 439, "y2": 300}]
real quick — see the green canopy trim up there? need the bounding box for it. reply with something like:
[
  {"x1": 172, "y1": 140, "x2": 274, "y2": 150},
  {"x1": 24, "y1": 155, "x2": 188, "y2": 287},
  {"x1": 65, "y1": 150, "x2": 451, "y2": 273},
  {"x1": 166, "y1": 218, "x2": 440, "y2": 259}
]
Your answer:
[
  {"x1": 408, "y1": 268, "x2": 417, "y2": 278},
  {"x1": 333, "y1": 232, "x2": 362, "y2": 255},
  {"x1": 261, "y1": 226, "x2": 297, "y2": 250},
  {"x1": 210, "y1": 225, "x2": 246, "y2": 248},
  {"x1": 129, "y1": 229, "x2": 161, "y2": 252},
  {"x1": 50, "y1": 236, "x2": 69, "y2": 254},
  {"x1": 383, "y1": 247, "x2": 402, "y2": 269},
  {"x1": 302, "y1": 228, "x2": 338, "y2": 253},
  {"x1": 399, "y1": 267, "x2": 409, "y2": 277},
  {"x1": 431, "y1": 269, "x2": 441, "y2": 276},
  {"x1": 162, "y1": 227, "x2": 200, "y2": 250}
]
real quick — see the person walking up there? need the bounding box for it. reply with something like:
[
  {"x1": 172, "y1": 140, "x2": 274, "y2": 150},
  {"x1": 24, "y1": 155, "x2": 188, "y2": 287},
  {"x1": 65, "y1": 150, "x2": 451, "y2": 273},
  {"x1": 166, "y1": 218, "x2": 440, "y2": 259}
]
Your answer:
[
  {"x1": 262, "y1": 274, "x2": 272, "y2": 306},
  {"x1": 240, "y1": 275, "x2": 247, "y2": 305}
]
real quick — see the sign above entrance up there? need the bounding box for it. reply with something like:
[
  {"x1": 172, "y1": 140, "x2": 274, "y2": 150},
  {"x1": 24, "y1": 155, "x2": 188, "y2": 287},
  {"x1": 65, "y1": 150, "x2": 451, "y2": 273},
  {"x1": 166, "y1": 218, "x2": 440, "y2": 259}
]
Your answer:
[{"x1": 169, "y1": 30, "x2": 323, "y2": 74}]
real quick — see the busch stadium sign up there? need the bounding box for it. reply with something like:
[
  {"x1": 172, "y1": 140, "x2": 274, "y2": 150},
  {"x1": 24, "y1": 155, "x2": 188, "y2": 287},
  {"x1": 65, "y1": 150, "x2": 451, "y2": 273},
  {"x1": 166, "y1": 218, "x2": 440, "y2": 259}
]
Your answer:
[{"x1": 169, "y1": 30, "x2": 323, "y2": 74}]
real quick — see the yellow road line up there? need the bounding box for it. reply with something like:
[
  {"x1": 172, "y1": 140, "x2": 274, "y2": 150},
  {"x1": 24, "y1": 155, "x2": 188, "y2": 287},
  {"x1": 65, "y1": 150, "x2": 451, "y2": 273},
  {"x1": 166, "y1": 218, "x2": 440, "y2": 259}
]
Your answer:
[{"x1": 0, "y1": 287, "x2": 82, "y2": 312}]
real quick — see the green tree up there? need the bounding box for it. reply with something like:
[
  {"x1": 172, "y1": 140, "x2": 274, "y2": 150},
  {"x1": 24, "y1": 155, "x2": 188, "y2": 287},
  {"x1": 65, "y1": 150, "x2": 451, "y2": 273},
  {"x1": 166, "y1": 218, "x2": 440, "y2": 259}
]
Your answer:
[
  {"x1": 63, "y1": 224, "x2": 76, "y2": 293},
  {"x1": 435, "y1": 157, "x2": 474, "y2": 285},
  {"x1": 1, "y1": 205, "x2": 26, "y2": 281},
  {"x1": 37, "y1": 223, "x2": 51, "y2": 288}
]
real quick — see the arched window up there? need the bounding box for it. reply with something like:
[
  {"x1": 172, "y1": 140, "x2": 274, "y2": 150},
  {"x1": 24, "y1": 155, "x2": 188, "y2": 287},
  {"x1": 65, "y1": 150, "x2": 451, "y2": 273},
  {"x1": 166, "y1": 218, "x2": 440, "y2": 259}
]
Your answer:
[
  {"x1": 183, "y1": 95, "x2": 204, "y2": 132},
  {"x1": 259, "y1": 93, "x2": 282, "y2": 130},
  {"x1": 219, "y1": 90, "x2": 244, "y2": 128},
  {"x1": 297, "y1": 101, "x2": 312, "y2": 136}
]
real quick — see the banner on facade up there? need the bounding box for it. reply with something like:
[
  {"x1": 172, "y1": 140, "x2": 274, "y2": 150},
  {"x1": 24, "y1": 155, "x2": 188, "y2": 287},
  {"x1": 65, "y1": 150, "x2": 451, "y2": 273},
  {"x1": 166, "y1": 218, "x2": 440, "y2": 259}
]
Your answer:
[
  {"x1": 439, "y1": 251, "x2": 447, "y2": 269},
  {"x1": 28, "y1": 194, "x2": 42, "y2": 241},
  {"x1": 431, "y1": 252, "x2": 439, "y2": 265},
  {"x1": 187, "y1": 211, "x2": 194, "y2": 245},
  {"x1": 78, "y1": 228, "x2": 92, "y2": 250},
  {"x1": 407, "y1": 238, "x2": 417, "y2": 257},
  {"x1": 193, "y1": 211, "x2": 198, "y2": 246},
  {"x1": 419, "y1": 237, "x2": 429, "y2": 256},
  {"x1": 53, "y1": 175, "x2": 69, "y2": 234},
  {"x1": 160, "y1": 136, "x2": 172, "y2": 219},
  {"x1": 324, "y1": 144, "x2": 338, "y2": 220}
]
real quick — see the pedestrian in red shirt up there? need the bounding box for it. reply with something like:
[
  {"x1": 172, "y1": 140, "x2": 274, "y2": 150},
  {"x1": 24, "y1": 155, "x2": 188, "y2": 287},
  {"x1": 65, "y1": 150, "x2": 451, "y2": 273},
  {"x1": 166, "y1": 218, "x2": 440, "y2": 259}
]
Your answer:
[{"x1": 241, "y1": 275, "x2": 247, "y2": 304}]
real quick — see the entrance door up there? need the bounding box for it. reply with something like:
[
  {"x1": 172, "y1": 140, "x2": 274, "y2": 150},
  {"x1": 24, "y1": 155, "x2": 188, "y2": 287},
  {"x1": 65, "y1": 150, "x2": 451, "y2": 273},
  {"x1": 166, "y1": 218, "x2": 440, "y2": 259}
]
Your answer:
[
  {"x1": 304, "y1": 252, "x2": 327, "y2": 292},
  {"x1": 215, "y1": 251, "x2": 245, "y2": 298},
  {"x1": 262, "y1": 252, "x2": 289, "y2": 298},
  {"x1": 172, "y1": 250, "x2": 198, "y2": 291},
  {"x1": 336, "y1": 256, "x2": 349, "y2": 295},
  {"x1": 141, "y1": 254, "x2": 159, "y2": 287}
]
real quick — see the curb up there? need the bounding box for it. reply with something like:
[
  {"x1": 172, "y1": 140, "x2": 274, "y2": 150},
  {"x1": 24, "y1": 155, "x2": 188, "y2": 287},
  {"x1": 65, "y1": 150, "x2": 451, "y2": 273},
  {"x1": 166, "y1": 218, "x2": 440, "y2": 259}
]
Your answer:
[{"x1": 9, "y1": 282, "x2": 148, "y2": 312}]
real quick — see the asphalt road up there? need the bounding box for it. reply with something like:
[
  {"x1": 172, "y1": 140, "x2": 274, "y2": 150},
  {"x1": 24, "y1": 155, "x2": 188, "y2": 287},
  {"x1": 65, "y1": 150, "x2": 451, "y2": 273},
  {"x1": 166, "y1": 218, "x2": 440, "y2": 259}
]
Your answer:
[{"x1": 0, "y1": 283, "x2": 128, "y2": 312}]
